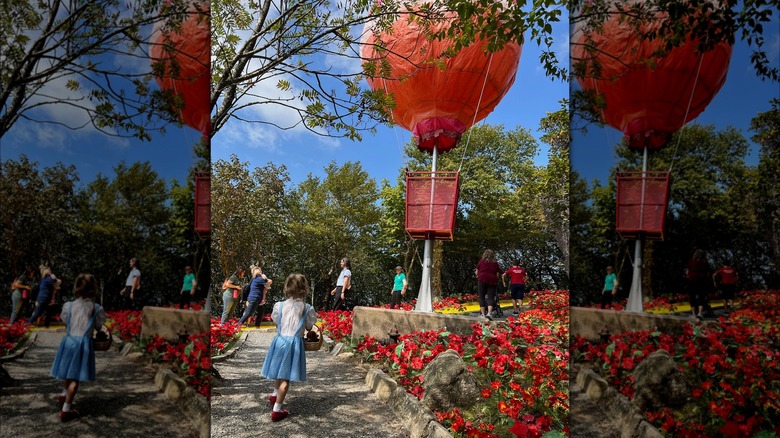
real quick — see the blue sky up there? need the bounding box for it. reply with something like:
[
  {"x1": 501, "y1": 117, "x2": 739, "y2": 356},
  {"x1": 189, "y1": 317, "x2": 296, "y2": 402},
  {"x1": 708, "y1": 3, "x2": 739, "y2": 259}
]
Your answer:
[
  {"x1": 211, "y1": 9, "x2": 570, "y2": 186},
  {"x1": 571, "y1": 15, "x2": 780, "y2": 185},
  {"x1": 1, "y1": 120, "x2": 201, "y2": 187}
]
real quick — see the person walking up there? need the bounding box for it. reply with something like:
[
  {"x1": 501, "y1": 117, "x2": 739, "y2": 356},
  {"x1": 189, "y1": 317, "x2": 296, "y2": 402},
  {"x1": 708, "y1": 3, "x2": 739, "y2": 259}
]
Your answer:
[
  {"x1": 686, "y1": 249, "x2": 711, "y2": 320},
  {"x1": 179, "y1": 266, "x2": 197, "y2": 309},
  {"x1": 475, "y1": 249, "x2": 501, "y2": 320},
  {"x1": 330, "y1": 258, "x2": 352, "y2": 311},
  {"x1": 600, "y1": 266, "x2": 618, "y2": 309},
  {"x1": 119, "y1": 258, "x2": 141, "y2": 310},
  {"x1": 261, "y1": 273, "x2": 317, "y2": 422},
  {"x1": 502, "y1": 260, "x2": 528, "y2": 315},
  {"x1": 10, "y1": 266, "x2": 34, "y2": 324},
  {"x1": 390, "y1": 266, "x2": 407, "y2": 310},
  {"x1": 713, "y1": 260, "x2": 738, "y2": 314},
  {"x1": 29, "y1": 265, "x2": 61, "y2": 327},
  {"x1": 237, "y1": 266, "x2": 272, "y2": 326},
  {"x1": 220, "y1": 268, "x2": 245, "y2": 324},
  {"x1": 50, "y1": 274, "x2": 107, "y2": 422}
]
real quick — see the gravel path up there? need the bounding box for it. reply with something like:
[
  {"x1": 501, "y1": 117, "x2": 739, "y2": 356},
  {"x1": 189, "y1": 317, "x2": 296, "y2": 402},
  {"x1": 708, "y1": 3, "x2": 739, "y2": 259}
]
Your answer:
[
  {"x1": 0, "y1": 329, "x2": 198, "y2": 437},
  {"x1": 210, "y1": 330, "x2": 409, "y2": 438}
]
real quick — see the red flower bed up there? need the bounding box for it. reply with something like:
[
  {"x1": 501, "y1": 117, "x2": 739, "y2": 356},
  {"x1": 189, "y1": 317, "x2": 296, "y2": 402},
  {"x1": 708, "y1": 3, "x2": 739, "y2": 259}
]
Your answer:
[
  {"x1": 573, "y1": 290, "x2": 780, "y2": 437},
  {"x1": 211, "y1": 318, "x2": 240, "y2": 356},
  {"x1": 355, "y1": 290, "x2": 570, "y2": 437},
  {"x1": 142, "y1": 332, "x2": 212, "y2": 399},
  {"x1": 105, "y1": 310, "x2": 143, "y2": 343},
  {"x1": 0, "y1": 319, "x2": 31, "y2": 356},
  {"x1": 105, "y1": 310, "x2": 232, "y2": 401},
  {"x1": 317, "y1": 310, "x2": 353, "y2": 342}
]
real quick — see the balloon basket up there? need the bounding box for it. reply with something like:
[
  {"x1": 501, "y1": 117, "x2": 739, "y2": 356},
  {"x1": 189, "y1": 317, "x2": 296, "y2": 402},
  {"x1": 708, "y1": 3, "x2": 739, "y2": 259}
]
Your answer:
[
  {"x1": 616, "y1": 171, "x2": 670, "y2": 240},
  {"x1": 405, "y1": 171, "x2": 460, "y2": 241},
  {"x1": 194, "y1": 171, "x2": 211, "y2": 238}
]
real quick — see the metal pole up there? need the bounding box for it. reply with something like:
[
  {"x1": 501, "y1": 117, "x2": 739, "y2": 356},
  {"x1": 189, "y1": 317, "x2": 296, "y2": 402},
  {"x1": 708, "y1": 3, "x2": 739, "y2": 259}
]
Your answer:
[
  {"x1": 415, "y1": 147, "x2": 437, "y2": 312},
  {"x1": 626, "y1": 147, "x2": 647, "y2": 312}
]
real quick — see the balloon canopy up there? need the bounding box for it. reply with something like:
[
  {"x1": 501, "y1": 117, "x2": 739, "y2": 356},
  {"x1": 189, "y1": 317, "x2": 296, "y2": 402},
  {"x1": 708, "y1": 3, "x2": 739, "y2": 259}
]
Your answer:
[
  {"x1": 571, "y1": 1, "x2": 732, "y2": 150},
  {"x1": 150, "y1": 1, "x2": 210, "y2": 136},
  {"x1": 360, "y1": 4, "x2": 521, "y2": 153}
]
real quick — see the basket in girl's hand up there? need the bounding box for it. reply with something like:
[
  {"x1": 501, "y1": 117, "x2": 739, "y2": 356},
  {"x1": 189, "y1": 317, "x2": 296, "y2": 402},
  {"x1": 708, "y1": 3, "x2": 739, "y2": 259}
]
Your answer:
[
  {"x1": 304, "y1": 324, "x2": 323, "y2": 352},
  {"x1": 94, "y1": 327, "x2": 112, "y2": 351}
]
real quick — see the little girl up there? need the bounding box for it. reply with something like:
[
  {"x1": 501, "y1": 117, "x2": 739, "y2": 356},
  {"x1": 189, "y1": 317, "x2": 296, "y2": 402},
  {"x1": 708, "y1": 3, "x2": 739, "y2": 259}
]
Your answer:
[
  {"x1": 261, "y1": 273, "x2": 317, "y2": 422},
  {"x1": 50, "y1": 273, "x2": 107, "y2": 422}
]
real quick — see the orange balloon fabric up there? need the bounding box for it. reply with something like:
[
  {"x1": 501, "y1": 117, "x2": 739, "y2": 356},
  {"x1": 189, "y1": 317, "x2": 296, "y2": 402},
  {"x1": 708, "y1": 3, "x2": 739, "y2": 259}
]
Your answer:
[
  {"x1": 361, "y1": 8, "x2": 521, "y2": 153},
  {"x1": 572, "y1": 3, "x2": 732, "y2": 150},
  {"x1": 150, "y1": 2, "x2": 210, "y2": 136}
]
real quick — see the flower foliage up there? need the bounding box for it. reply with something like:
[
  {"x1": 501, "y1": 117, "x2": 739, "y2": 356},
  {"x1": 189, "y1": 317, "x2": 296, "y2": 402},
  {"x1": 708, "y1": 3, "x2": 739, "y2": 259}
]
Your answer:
[
  {"x1": 355, "y1": 290, "x2": 570, "y2": 437},
  {"x1": 0, "y1": 318, "x2": 31, "y2": 356},
  {"x1": 573, "y1": 290, "x2": 780, "y2": 437}
]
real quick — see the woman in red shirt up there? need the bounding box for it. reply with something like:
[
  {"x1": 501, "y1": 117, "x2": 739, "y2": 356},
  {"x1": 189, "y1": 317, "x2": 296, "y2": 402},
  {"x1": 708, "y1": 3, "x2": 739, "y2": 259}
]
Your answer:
[{"x1": 475, "y1": 249, "x2": 501, "y2": 320}]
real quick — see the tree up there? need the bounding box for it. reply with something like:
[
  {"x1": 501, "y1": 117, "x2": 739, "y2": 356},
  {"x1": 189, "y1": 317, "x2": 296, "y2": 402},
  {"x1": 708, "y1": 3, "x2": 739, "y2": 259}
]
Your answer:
[
  {"x1": 1, "y1": 0, "x2": 205, "y2": 140},
  {"x1": 538, "y1": 100, "x2": 570, "y2": 274},
  {"x1": 210, "y1": 0, "x2": 566, "y2": 139},
  {"x1": 571, "y1": 123, "x2": 772, "y2": 304},
  {"x1": 750, "y1": 99, "x2": 780, "y2": 287},
  {"x1": 1, "y1": 157, "x2": 197, "y2": 311},
  {"x1": 210, "y1": 154, "x2": 292, "y2": 288},
  {"x1": 80, "y1": 161, "x2": 179, "y2": 306},
  {"x1": 0, "y1": 156, "x2": 82, "y2": 279},
  {"x1": 286, "y1": 161, "x2": 383, "y2": 307}
]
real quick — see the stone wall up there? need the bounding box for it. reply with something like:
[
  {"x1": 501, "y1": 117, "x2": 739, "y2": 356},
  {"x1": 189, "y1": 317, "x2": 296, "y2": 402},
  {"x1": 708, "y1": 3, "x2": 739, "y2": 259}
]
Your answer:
[
  {"x1": 351, "y1": 307, "x2": 479, "y2": 340},
  {"x1": 571, "y1": 307, "x2": 706, "y2": 340},
  {"x1": 141, "y1": 306, "x2": 211, "y2": 341}
]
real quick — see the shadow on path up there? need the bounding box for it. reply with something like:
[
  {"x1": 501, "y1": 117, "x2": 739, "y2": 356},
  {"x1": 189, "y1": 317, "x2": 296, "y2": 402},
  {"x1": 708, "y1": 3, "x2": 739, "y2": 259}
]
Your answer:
[
  {"x1": 0, "y1": 330, "x2": 197, "y2": 437},
  {"x1": 211, "y1": 331, "x2": 409, "y2": 438}
]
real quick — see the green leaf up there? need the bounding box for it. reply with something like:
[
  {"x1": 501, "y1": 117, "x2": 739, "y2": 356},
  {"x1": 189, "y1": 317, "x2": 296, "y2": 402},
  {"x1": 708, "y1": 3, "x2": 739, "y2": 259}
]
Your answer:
[
  {"x1": 605, "y1": 342, "x2": 615, "y2": 357},
  {"x1": 395, "y1": 341, "x2": 405, "y2": 357}
]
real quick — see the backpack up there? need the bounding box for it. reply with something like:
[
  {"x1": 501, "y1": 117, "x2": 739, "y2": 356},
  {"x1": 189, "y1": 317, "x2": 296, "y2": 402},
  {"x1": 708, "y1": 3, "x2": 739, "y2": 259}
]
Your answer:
[{"x1": 241, "y1": 283, "x2": 251, "y2": 301}]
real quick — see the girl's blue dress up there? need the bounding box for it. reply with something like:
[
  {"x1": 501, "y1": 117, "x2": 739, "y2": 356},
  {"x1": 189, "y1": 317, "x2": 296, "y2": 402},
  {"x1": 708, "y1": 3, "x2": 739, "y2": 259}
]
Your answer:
[
  {"x1": 261, "y1": 302, "x2": 308, "y2": 382},
  {"x1": 50, "y1": 302, "x2": 100, "y2": 381}
]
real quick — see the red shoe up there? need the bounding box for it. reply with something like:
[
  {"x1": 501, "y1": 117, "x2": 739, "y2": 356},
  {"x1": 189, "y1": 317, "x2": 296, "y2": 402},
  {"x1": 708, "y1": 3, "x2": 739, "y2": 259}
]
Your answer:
[
  {"x1": 57, "y1": 395, "x2": 66, "y2": 405},
  {"x1": 271, "y1": 409, "x2": 289, "y2": 422},
  {"x1": 268, "y1": 395, "x2": 277, "y2": 405},
  {"x1": 60, "y1": 409, "x2": 80, "y2": 422}
]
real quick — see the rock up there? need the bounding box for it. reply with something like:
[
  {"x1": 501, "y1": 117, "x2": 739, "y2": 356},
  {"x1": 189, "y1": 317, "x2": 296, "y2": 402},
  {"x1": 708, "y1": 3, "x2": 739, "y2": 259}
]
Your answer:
[
  {"x1": 632, "y1": 349, "x2": 689, "y2": 411},
  {"x1": 421, "y1": 349, "x2": 481, "y2": 412}
]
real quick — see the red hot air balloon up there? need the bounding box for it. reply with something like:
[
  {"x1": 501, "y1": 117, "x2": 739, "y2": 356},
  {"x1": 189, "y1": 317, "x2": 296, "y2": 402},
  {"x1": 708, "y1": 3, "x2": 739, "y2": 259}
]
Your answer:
[
  {"x1": 360, "y1": 2, "x2": 521, "y2": 153},
  {"x1": 150, "y1": 1, "x2": 210, "y2": 136},
  {"x1": 571, "y1": 0, "x2": 732, "y2": 150}
]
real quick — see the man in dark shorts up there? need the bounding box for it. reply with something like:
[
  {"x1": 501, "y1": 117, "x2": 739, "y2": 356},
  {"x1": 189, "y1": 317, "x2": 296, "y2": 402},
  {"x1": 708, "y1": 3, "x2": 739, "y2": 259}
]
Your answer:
[
  {"x1": 686, "y1": 249, "x2": 710, "y2": 320},
  {"x1": 713, "y1": 261, "x2": 738, "y2": 314},
  {"x1": 502, "y1": 260, "x2": 528, "y2": 315}
]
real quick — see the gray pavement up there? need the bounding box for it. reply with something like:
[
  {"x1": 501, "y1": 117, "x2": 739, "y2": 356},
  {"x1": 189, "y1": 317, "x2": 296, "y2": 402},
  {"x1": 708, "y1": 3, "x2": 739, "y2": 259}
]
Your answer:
[
  {"x1": 0, "y1": 329, "x2": 198, "y2": 437},
  {"x1": 210, "y1": 330, "x2": 409, "y2": 438}
]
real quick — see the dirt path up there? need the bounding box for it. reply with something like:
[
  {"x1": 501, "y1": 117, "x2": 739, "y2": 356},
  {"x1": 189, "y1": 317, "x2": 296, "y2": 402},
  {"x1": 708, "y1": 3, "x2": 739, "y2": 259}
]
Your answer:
[
  {"x1": 210, "y1": 330, "x2": 409, "y2": 438},
  {"x1": 0, "y1": 329, "x2": 197, "y2": 437}
]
